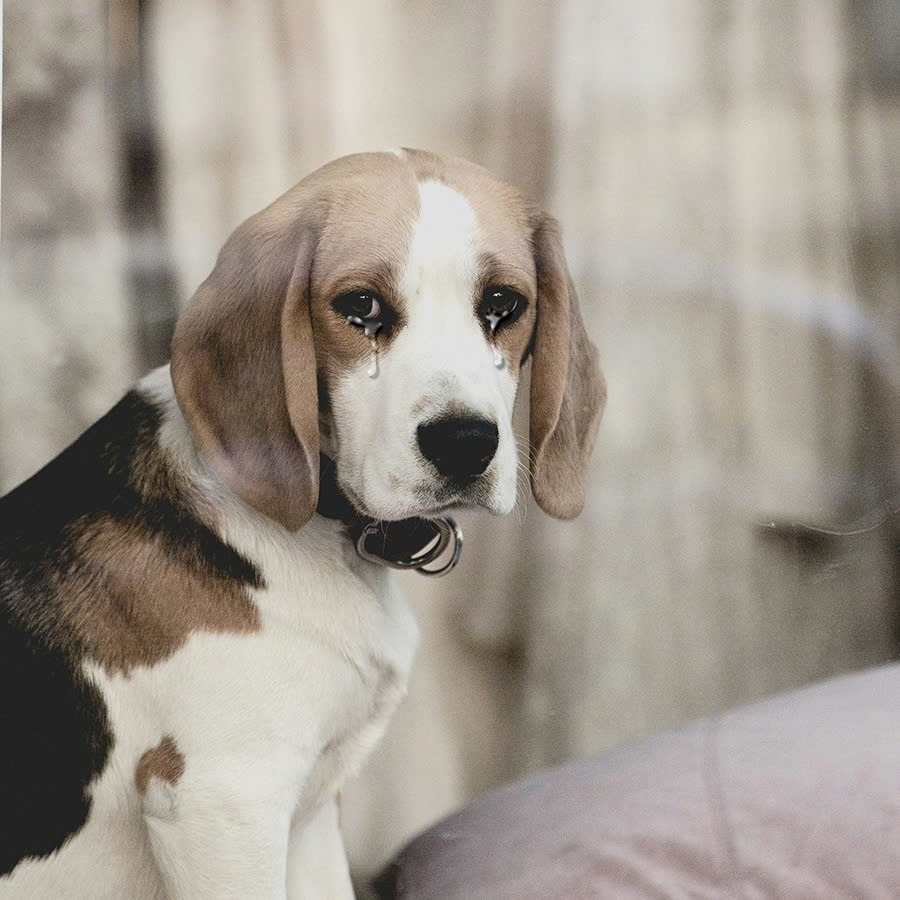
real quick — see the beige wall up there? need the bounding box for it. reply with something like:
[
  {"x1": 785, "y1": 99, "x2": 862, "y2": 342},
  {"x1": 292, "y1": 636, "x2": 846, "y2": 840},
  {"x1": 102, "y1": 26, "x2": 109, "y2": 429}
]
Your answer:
[{"x1": 3, "y1": 0, "x2": 898, "y2": 884}]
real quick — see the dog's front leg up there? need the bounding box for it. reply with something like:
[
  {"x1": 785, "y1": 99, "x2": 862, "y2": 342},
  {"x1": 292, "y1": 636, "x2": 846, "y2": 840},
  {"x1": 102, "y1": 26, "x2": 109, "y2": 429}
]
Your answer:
[
  {"x1": 285, "y1": 798, "x2": 354, "y2": 899},
  {"x1": 142, "y1": 762, "x2": 296, "y2": 900}
]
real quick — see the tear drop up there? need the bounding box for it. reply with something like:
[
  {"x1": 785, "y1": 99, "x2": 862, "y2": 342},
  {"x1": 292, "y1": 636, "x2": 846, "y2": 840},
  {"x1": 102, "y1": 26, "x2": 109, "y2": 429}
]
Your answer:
[
  {"x1": 493, "y1": 344, "x2": 505, "y2": 369},
  {"x1": 367, "y1": 335, "x2": 379, "y2": 378},
  {"x1": 346, "y1": 316, "x2": 383, "y2": 339}
]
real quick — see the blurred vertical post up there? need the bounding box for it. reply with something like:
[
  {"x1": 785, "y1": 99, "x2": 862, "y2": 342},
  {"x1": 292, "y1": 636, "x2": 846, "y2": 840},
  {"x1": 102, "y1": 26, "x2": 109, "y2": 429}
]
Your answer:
[
  {"x1": 0, "y1": 0, "x2": 137, "y2": 491},
  {"x1": 109, "y1": 0, "x2": 178, "y2": 370}
]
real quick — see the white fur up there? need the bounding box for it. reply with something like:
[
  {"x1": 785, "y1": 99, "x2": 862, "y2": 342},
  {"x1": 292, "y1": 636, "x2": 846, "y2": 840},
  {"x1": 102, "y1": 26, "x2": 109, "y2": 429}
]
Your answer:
[
  {"x1": 2, "y1": 370, "x2": 417, "y2": 900},
  {"x1": 330, "y1": 179, "x2": 520, "y2": 521}
]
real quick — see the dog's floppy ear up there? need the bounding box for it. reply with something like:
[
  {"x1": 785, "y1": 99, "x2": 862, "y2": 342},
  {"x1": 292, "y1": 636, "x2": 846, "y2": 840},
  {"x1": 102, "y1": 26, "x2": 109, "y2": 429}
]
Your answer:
[
  {"x1": 528, "y1": 215, "x2": 607, "y2": 519},
  {"x1": 171, "y1": 208, "x2": 320, "y2": 531}
]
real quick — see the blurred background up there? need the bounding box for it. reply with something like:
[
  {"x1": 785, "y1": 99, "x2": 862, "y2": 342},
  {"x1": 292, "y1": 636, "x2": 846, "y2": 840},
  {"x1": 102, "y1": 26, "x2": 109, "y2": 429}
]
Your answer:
[{"x1": 2, "y1": 0, "x2": 898, "y2": 888}]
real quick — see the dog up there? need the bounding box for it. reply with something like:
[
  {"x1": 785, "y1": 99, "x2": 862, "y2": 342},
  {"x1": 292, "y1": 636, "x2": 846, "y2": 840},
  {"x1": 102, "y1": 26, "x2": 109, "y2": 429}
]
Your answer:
[{"x1": 0, "y1": 149, "x2": 605, "y2": 898}]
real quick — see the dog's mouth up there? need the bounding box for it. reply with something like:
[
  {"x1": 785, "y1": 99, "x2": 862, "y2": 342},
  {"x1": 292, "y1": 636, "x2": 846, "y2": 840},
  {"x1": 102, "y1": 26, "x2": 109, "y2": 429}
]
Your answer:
[
  {"x1": 413, "y1": 499, "x2": 480, "y2": 518},
  {"x1": 421, "y1": 482, "x2": 495, "y2": 515},
  {"x1": 338, "y1": 474, "x2": 495, "y2": 522}
]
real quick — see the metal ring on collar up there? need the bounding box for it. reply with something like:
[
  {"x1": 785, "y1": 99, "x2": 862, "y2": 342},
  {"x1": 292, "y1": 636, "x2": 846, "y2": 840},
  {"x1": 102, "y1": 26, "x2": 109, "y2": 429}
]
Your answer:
[
  {"x1": 354, "y1": 516, "x2": 463, "y2": 577},
  {"x1": 416, "y1": 517, "x2": 463, "y2": 577}
]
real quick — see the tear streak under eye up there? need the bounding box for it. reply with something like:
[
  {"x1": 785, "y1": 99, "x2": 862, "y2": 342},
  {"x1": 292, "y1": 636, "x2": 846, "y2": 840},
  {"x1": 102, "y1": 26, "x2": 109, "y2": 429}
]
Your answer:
[{"x1": 346, "y1": 316, "x2": 383, "y2": 338}]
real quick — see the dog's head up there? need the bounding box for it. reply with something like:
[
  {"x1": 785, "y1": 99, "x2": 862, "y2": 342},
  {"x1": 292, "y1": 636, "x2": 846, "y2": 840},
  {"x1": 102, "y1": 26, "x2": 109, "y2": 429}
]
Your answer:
[{"x1": 171, "y1": 150, "x2": 605, "y2": 530}]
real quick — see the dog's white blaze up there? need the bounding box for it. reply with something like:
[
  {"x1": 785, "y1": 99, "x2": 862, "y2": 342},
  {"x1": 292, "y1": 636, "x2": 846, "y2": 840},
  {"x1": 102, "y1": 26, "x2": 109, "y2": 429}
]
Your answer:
[
  {"x1": 400, "y1": 179, "x2": 481, "y2": 310},
  {"x1": 331, "y1": 180, "x2": 520, "y2": 520}
]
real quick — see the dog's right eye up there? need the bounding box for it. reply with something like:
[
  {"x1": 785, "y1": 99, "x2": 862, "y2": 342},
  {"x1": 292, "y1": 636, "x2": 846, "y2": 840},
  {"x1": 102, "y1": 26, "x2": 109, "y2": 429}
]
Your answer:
[
  {"x1": 333, "y1": 290, "x2": 397, "y2": 337},
  {"x1": 333, "y1": 290, "x2": 382, "y2": 321}
]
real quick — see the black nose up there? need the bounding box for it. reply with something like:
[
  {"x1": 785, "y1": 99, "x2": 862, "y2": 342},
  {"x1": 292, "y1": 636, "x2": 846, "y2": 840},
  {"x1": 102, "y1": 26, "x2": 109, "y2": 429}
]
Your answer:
[{"x1": 417, "y1": 416, "x2": 499, "y2": 486}]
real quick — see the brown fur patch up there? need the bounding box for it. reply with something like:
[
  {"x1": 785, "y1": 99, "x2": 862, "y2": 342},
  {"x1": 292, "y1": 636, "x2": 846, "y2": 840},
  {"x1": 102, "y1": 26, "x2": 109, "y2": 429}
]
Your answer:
[
  {"x1": 528, "y1": 218, "x2": 607, "y2": 519},
  {"x1": 70, "y1": 514, "x2": 260, "y2": 675},
  {"x1": 172, "y1": 210, "x2": 320, "y2": 531},
  {"x1": 135, "y1": 735, "x2": 185, "y2": 795},
  {"x1": 306, "y1": 155, "x2": 420, "y2": 381},
  {"x1": 1, "y1": 391, "x2": 264, "y2": 676},
  {"x1": 81, "y1": 400, "x2": 261, "y2": 674}
]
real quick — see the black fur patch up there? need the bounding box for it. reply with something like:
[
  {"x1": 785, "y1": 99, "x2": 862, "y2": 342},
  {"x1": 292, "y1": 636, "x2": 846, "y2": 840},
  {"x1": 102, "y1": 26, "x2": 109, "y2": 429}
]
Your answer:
[{"x1": 0, "y1": 607, "x2": 113, "y2": 875}]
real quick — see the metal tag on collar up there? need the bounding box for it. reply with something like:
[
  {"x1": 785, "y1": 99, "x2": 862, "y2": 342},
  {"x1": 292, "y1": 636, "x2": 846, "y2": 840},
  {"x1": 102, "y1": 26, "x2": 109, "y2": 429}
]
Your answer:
[{"x1": 355, "y1": 516, "x2": 463, "y2": 577}]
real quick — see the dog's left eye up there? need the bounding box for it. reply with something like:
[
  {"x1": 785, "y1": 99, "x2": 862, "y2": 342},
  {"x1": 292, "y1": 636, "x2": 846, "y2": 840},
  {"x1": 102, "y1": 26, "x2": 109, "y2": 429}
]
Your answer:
[
  {"x1": 334, "y1": 290, "x2": 382, "y2": 321},
  {"x1": 479, "y1": 287, "x2": 525, "y2": 333}
]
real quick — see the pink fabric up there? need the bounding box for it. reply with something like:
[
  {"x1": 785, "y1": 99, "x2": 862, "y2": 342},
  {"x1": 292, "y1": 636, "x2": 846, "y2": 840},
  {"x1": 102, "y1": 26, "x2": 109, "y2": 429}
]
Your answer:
[{"x1": 376, "y1": 665, "x2": 900, "y2": 898}]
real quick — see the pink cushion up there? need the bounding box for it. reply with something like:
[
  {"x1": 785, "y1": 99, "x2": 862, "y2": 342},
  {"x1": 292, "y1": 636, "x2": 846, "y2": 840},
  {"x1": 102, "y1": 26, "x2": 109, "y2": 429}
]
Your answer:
[{"x1": 376, "y1": 665, "x2": 900, "y2": 898}]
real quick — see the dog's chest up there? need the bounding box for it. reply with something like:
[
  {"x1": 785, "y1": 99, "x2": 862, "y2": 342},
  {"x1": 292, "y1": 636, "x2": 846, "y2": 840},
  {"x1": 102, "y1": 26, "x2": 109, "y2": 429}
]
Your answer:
[
  {"x1": 94, "y1": 516, "x2": 419, "y2": 818},
  {"x1": 251, "y1": 535, "x2": 420, "y2": 808},
  {"x1": 258, "y1": 545, "x2": 416, "y2": 776}
]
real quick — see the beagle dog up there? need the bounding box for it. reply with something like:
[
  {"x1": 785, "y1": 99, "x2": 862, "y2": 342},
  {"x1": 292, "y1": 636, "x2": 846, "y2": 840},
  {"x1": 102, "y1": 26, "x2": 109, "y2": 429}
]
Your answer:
[{"x1": 0, "y1": 149, "x2": 605, "y2": 899}]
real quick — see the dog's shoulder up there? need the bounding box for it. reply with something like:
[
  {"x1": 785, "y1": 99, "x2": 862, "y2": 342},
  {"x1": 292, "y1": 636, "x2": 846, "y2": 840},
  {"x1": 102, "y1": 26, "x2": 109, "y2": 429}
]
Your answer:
[
  {"x1": 0, "y1": 384, "x2": 267, "y2": 875},
  {"x1": 0, "y1": 386, "x2": 264, "y2": 673},
  {"x1": 0, "y1": 394, "x2": 147, "y2": 874}
]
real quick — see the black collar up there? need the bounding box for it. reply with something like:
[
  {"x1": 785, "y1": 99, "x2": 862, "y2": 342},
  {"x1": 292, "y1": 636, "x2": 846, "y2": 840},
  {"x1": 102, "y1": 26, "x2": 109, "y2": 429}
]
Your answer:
[{"x1": 316, "y1": 455, "x2": 462, "y2": 576}]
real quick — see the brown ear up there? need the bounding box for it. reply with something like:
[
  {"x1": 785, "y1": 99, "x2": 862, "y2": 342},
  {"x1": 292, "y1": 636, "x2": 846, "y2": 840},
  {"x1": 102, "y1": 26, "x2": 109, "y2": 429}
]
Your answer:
[
  {"x1": 529, "y1": 216, "x2": 607, "y2": 519},
  {"x1": 171, "y1": 211, "x2": 319, "y2": 531}
]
